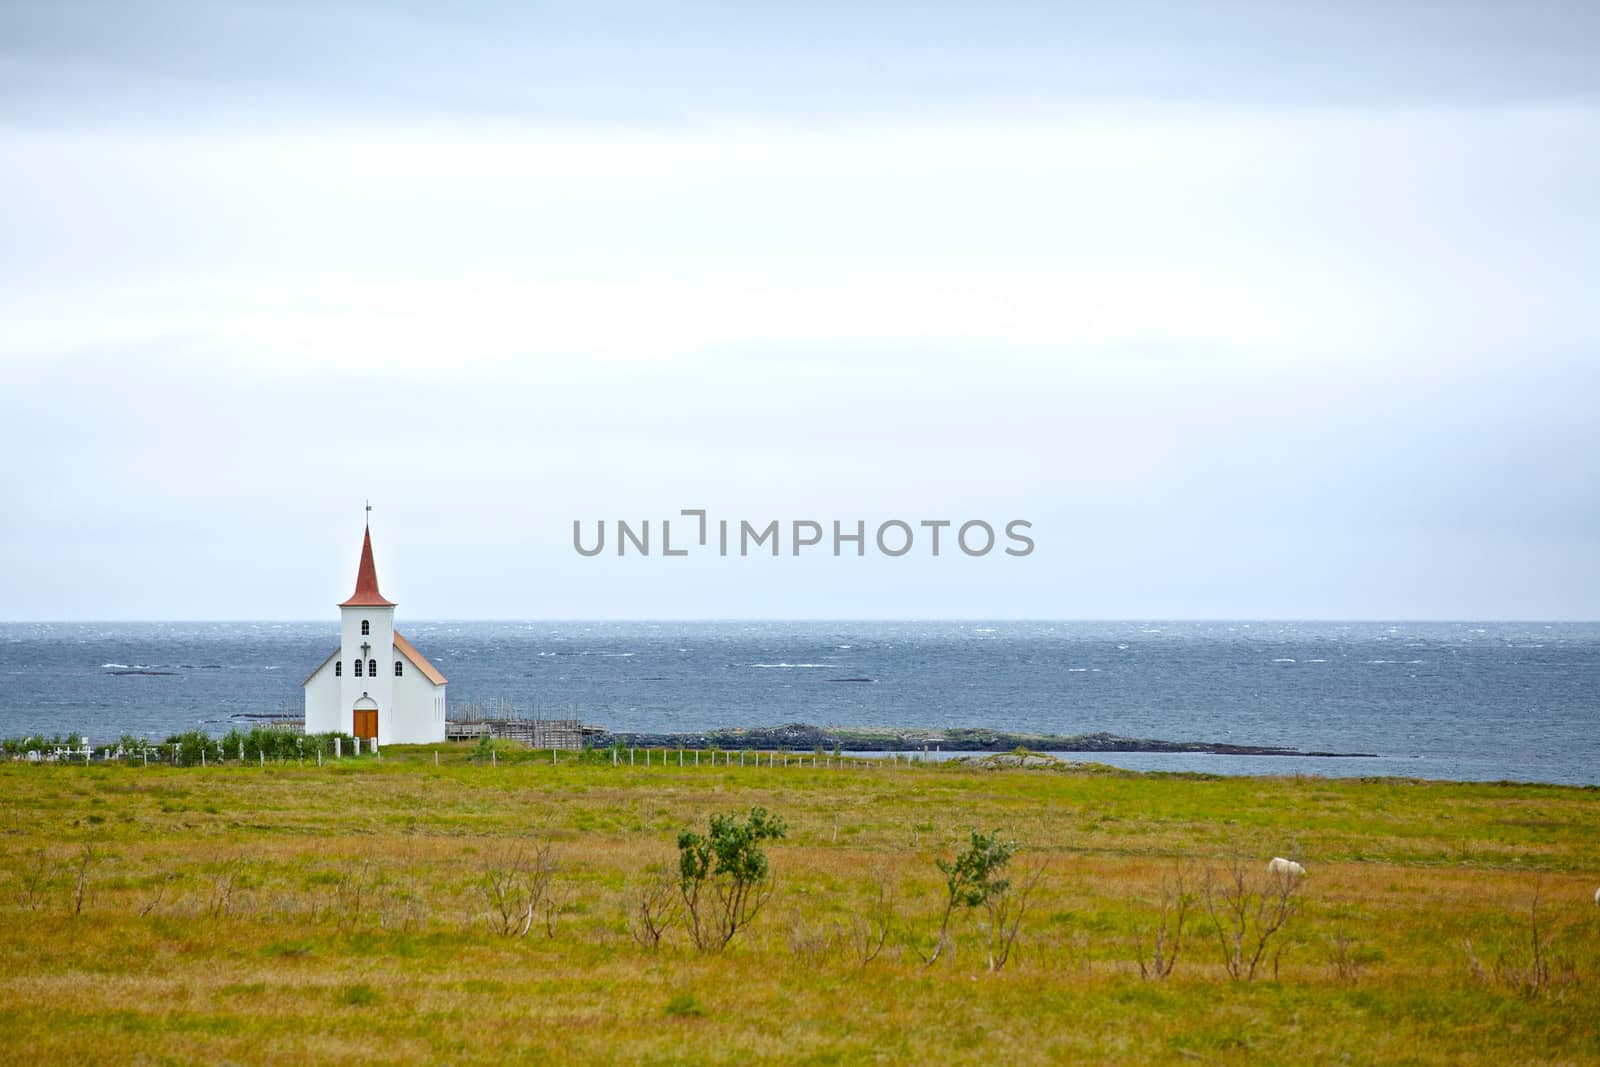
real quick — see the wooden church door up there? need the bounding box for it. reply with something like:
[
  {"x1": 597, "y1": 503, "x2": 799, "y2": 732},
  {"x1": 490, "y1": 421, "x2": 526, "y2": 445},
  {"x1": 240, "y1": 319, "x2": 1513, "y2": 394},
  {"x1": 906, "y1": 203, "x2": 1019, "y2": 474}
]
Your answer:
[{"x1": 353, "y1": 709, "x2": 378, "y2": 740}]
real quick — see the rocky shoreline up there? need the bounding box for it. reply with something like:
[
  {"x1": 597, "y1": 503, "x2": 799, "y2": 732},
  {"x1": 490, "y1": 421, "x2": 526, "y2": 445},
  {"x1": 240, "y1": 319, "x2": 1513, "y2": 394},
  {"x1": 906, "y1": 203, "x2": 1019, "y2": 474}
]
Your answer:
[{"x1": 589, "y1": 721, "x2": 1377, "y2": 757}]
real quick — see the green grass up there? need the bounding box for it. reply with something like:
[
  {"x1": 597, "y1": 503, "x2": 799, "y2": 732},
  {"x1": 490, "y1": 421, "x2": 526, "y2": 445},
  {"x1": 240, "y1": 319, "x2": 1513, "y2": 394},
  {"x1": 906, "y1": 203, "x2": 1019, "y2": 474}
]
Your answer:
[{"x1": 0, "y1": 746, "x2": 1597, "y2": 1064}]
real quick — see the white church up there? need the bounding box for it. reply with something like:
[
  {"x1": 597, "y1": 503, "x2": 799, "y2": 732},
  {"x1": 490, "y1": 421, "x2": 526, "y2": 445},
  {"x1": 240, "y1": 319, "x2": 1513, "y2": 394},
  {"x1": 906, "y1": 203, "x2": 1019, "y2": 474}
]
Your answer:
[{"x1": 303, "y1": 523, "x2": 447, "y2": 744}]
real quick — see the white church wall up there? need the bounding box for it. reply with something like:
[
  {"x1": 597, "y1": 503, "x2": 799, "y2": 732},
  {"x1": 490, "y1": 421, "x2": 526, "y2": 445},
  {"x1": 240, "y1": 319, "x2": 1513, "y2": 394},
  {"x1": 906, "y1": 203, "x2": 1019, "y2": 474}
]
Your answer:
[
  {"x1": 391, "y1": 656, "x2": 446, "y2": 744},
  {"x1": 304, "y1": 657, "x2": 341, "y2": 734}
]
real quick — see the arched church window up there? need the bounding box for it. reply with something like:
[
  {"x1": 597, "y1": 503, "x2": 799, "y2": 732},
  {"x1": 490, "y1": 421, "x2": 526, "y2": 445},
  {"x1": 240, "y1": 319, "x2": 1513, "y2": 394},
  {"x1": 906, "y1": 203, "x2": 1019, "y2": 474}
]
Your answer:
[
  {"x1": 368, "y1": 659, "x2": 377, "y2": 677},
  {"x1": 361, "y1": 620, "x2": 370, "y2": 636},
  {"x1": 354, "y1": 659, "x2": 363, "y2": 678},
  {"x1": 394, "y1": 660, "x2": 403, "y2": 677},
  {"x1": 335, "y1": 661, "x2": 342, "y2": 677}
]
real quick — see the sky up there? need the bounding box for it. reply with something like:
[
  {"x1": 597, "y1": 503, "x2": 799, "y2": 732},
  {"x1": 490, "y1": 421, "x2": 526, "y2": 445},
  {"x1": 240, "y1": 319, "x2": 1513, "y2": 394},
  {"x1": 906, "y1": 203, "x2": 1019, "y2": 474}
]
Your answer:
[{"x1": 1, "y1": 1, "x2": 1597, "y2": 620}]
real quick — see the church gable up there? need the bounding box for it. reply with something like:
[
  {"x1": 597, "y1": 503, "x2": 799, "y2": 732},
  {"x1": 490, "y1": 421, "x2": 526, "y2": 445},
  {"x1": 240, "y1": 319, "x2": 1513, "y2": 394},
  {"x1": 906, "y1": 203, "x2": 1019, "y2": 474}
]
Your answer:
[{"x1": 303, "y1": 648, "x2": 339, "y2": 687}]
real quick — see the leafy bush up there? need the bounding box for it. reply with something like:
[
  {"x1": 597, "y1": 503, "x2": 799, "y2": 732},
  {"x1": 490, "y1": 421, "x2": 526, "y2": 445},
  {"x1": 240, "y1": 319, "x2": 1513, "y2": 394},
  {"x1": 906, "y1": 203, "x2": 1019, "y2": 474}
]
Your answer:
[
  {"x1": 924, "y1": 829, "x2": 1017, "y2": 966},
  {"x1": 677, "y1": 806, "x2": 786, "y2": 951}
]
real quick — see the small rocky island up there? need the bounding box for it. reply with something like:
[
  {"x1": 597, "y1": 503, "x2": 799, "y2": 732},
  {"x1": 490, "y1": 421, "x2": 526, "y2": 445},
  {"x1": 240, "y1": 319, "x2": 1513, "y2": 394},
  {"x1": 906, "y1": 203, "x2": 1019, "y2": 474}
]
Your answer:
[{"x1": 590, "y1": 721, "x2": 1376, "y2": 757}]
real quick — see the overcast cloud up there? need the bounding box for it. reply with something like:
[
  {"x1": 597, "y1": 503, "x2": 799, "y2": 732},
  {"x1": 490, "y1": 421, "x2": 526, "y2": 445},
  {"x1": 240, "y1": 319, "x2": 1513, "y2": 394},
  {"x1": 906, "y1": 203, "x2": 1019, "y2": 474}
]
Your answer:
[{"x1": 2, "y1": 2, "x2": 1597, "y2": 619}]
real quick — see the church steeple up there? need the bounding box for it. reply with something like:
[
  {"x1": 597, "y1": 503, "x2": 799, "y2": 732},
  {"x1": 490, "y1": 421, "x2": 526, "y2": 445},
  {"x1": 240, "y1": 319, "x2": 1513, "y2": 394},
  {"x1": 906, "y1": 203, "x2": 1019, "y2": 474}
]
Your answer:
[{"x1": 339, "y1": 524, "x2": 396, "y2": 607}]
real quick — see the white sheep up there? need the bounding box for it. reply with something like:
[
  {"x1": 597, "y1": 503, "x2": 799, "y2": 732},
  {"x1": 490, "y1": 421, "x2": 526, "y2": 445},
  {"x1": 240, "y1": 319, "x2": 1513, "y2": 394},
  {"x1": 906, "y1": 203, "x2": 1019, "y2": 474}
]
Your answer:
[
  {"x1": 1268, "y1": 857, "x2": 1306, "y2": 878},
  {"x1": 1593, "y1": 885, "x2": 1599, "y2": 906}
]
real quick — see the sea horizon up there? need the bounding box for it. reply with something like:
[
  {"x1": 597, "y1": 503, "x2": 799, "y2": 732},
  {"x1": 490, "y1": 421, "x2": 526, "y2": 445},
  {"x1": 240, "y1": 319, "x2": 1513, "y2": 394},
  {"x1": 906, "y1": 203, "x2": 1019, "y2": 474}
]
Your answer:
[{"x1": 5, "y1": 619, "x2": 1596, "y2": 786}]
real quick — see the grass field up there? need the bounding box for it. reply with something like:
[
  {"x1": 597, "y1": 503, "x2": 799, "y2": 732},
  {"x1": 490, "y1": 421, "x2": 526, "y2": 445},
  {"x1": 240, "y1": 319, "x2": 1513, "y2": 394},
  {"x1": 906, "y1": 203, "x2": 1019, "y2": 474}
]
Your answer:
[{"x1": 2, "y1": 746, "x2": 1598, "y2": 1064}]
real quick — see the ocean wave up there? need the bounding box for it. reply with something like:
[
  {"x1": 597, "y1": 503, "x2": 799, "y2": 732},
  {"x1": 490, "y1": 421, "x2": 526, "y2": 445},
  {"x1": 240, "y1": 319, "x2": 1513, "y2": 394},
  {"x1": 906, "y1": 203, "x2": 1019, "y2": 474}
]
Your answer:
[
  {"x1": 750, "y1": 663, "x2": 829, "y2": 668},
  {"x1": 1272, "y1": 658, "x2": 1296, "y2": 663}
]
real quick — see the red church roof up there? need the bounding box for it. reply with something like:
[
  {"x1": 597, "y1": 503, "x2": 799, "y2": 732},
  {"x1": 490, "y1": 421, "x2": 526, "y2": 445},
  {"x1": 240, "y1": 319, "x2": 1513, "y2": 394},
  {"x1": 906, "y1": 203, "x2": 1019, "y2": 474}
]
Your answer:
[
  {"x1": 394, "y1": 631, "x2": 447, "y2": 685},
  {"x1": 339, "y1": 525, "x2": 397, "y2": 607}
]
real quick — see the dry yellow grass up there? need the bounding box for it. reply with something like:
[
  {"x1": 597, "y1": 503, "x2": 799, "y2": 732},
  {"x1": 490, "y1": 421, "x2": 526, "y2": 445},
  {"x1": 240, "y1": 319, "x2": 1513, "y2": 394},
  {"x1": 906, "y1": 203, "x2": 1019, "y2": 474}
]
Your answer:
[{"x1": 1, "y1": 748, "x2": 1597, "y2": 1064}]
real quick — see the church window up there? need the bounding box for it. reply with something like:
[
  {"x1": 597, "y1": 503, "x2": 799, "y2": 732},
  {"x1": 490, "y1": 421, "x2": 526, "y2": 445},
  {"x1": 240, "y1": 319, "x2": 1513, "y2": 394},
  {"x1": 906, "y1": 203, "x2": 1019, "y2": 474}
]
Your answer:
[
  {"x1": 335, "y1": 661, "x2": 342, "y2": 677},
  {"x1": 361, "y1": 620, "x2": 370, "y2": 635},
  {"x1": 368, "y1": 658, "x2": 377, "y2": 676},
  {"x1": 394, "y1": 660, "x2": 403, "y2": 677},
  {"x1": 354, "y1": 659, "x2": 363, "y2": 677}
]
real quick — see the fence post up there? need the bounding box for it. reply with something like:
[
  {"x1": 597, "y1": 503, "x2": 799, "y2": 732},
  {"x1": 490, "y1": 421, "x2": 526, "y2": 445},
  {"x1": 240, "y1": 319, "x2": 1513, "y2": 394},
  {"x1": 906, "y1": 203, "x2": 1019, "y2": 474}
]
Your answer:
[{"x1": 335, "y1": 737, "x2": 342, "y2": 759}]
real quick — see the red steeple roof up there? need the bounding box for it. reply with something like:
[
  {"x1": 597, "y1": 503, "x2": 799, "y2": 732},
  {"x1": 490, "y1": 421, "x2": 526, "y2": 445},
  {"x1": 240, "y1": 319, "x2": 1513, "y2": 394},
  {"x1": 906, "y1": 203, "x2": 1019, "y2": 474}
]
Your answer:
[{"x1": 339, "y1": 525, "x2": 396, "y2": 607}]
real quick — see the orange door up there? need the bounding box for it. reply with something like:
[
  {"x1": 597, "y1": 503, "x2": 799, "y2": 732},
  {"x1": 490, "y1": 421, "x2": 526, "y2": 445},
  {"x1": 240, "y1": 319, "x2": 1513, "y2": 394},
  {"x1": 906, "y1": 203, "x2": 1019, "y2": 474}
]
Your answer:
[{"x1": 353, "y1": 709, "x2": 378, "y2": 740}]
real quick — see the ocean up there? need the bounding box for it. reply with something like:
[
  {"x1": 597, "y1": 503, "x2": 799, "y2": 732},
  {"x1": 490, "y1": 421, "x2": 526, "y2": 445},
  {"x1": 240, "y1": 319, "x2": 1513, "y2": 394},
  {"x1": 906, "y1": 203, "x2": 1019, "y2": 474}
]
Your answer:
[{"x1": 1, "y1": 620, "x2": 1595, "y2": 785}]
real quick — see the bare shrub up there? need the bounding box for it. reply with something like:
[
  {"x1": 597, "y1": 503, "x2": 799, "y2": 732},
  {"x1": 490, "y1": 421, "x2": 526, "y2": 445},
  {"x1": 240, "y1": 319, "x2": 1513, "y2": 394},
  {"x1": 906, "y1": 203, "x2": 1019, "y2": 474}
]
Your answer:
[
  {"x1": 541, "y1": 876, "x2": 569, "y2": 939},
  {"x1": 15, "y1": 848, "x2": 58, "y2": 911},
  {"x1": 481, "y1": 842, "x2": 558, "y2": 939},
  {"x1": 1327, "y1": 925, "x2": 1367, "y2": 985},
  {"x1": 1203, "y1": 854, "x2": 1302, "y2": 981},
  {"x1": 785, "y1": 910, "x2": 836, "y2": 966},
  {"x1": 380, "y1": 841, "x2": 425, "y2": 933},
  {"x1": 1464, "y1": 880, "x2": 1577, "y2": 994},
  {"x1": 1135, "y1": 866, "x2": 1194, "y2": 981},
  {"x1": 985, "y1": 859, "x2": 1044, "y2": 972},
  {"x1": 205, "y1": 855, "x2": 245, "y2": 920},
  {"x1": 69, "y1": 845, "x2": 95, "y2": 917},
  {"x1": 847, "y1": 867, "x2": 898, "y2": 966},
  {"x1": 334, "y1": 857, "x2": 377, "y2": 928},
  {"x1": 628, "y1": 861, "x2": 681, "y2": 950},
  {"x1": 139, "y1": 872, "x2": 179, "y2": 917}
]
